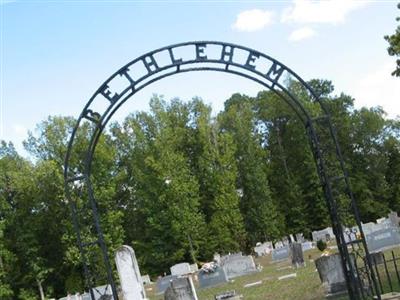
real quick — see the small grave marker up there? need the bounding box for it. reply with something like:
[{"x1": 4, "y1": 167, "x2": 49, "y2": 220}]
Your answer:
[{"x1": 278, "y1": 273, "x2": 297, "y2": 280}]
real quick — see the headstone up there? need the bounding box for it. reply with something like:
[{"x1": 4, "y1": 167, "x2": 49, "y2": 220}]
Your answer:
[
  {"x1": 362, "y1": 222, "x2": 377, "y2": 235},
  {"x1": 91, "y1": 285, "x2": 113, "y2": 300},
  {"x1": 301, "y1": 241, "x2": 314, "y2": 252},
  {"x1": 221, "y1": 255, "x2": 257, "y2": 279},
  {"x1": 214, "y1": 290, "x2": 241, "y2": 300},
  {"x1": 295, "y1": 233, "x2": 305, "y2": 243},
  {"x1": 213, "y1": 253, "x2": 221, "y2": 264},
  {"x1": 254, "y1": 242, "x2": 273, "y2": 256},
  {"x1": 282, "y1": 237, "x2": 289, "y2": 246},
  {"x1": 312, "y1": 227, "x2": 334, "y2": 242},
  {"x1": 81, "y1": 294, "x2": 91, "y2": 300},
  {"x1": 115, "y1": 245, "x2": 146, "y2": 300},
  {"x1": 171, "y1": 263, "x2": 191, "y2": 276},
  {"x1": 157, "y1": 275, "x2": 178, "y2": 294},
  {"x1": 274, "y1": 241, "x2": 284, "y2": 249},
  {"x1": 198, "y1": 266, "x2": 228, "y2": 288},
  {"x1": 272, "y1": 245, "x2": 290, "y2": 261},
  {"x1": 366, "y1": 227, "x2": 400, "y2": 253},
  {"x1": 60, "y1": 287, "x2": 111, "y2": 300},
  {"x1": 141, "y1": 274, "x2": 151, "y2": 285},
  {"x1": 290, "y1": 243, "x2": 305, "y2": 268},
  {"x1": 164, "y1": 277, "x2": 198, "y2": 300},
  {"x1": 315, "y1": 253, "x2": 353, "y2": 296},
  {"x1": 189, "y1": 263, "x2": 198, "y2": 273},
  {"x1": 377, "y1": 217, "x2": 386, "y2": 224},
  {"x1": 289, "y1": 234, "x2": 295, "y2": 243},
  {"x1": 389, "y1": 211, "x2": 400, "y2": 228},
  {"x1": 220, "y1": 253, "x2": 242, "y2": 264},
  {"x1": 369, "y1": 252, "x2": 384, "y2": 265}
]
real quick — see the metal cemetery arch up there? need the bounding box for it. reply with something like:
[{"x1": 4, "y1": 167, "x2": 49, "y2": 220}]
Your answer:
[{"x1": 64, "y1": 41, "x2": 380, "y2": 300}]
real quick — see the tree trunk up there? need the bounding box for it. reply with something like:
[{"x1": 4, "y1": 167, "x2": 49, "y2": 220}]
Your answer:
[{"x1": 37, "y1": 278, "x2": 45, "y2": 300}]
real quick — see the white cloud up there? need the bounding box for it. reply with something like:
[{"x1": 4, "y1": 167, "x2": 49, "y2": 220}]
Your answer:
[
  {"x1": 352, "y1": 61, "x2": 400, "y2": 118},
  {"x1": 281, "y1": 0, "x2": 367, "y2": 25},
  {"x1": 288, "y1": 27, "x2": 316, "y2": 42},
  {"x1": 13, "y1": 124, "x2": 27, "y2": 137},
  {"x1": 232, "y1": 9, "x2": 275, "y2": 32}
]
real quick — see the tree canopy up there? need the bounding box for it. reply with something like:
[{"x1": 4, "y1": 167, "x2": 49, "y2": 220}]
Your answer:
[
  {"x1": 1, "y1": 79, "x2": 399, "y2": 299},
  {"x1": 385, "y1": 3, "x2": 400, "y2": 76}
]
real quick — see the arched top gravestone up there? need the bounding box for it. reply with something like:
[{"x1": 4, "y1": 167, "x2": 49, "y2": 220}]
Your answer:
[{"x1": 115, "y1": 245, "x2": 146, "y2": 300}]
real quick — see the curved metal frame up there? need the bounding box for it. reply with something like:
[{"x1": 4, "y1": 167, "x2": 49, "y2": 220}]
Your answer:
[{"x1": 64, "y1": 41, "x2": 380, "y2": 300}]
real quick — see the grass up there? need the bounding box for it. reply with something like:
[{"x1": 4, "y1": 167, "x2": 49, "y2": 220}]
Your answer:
[
  {"x1": 143, "y1": 247, "x2": 400, "y2": 300},
  {"x1": 145, "y1": 248, "x2": 326, "y2": 300}
]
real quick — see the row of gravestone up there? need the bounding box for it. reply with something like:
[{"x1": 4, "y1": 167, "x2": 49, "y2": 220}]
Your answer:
[
  {"x1": 58, "y1": 285, "x2": 113, "y2": 300},
  {"x1": 311, "y1": 211, "x2": 400, "y2": 253},
  {"x1": 271, "y1": 242, "x2": 305, "y2": 268},
  {"x1": 114, "y1": 246, "x2": 259, "y2": 299},
  {"x1": 254, "y1": 231, "x2": 315, "y2": 258},
  {"x1": 157, "y1": 253, "x2": 259, "y2": 294}
]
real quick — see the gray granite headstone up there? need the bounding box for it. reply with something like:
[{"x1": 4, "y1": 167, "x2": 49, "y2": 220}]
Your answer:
[
  {"x1": 290, "y1": 243, "x2": 305, "y2": 268},
  {"x1": 366, "y1": 227, "x2": 400, "y2": 253},
  {"x1": 315, "y1": 253, "x2": 353, "y2": 296},
  {"x1": 157, "y1": 275, "x2": 178, "y2": 294},
  {"x1": 369, "y1": 252, "x2": 384, "y2": 265},
  {"x1": 301, "y1": 241, "x2": 314, "y2": 252},
  {"x1": 312, "y1": 227, "x2": 334, "y2": 242},
  {"x1": 164, "y1": 277, "x2": 198, "y2": 300},
  {"x1": 189, "y1": 263, "x2": 198, "y2": 273},
  {"x1": 221, "y1": 255, "x2": 257, "y2": 279},
  {"x1": 198, "y1": 266, "x2": 228, "y2": 288},
  {"x1": 220, "y1": 253, "x2": 242, "y2": 265},
  {"x1": 272, "y1": 245, "x2": 290, "y2": 261},
  {"x1": 389, "y1": 211, "x2": 400, "y2": 228},
  {"x1": 295, "y1": 233, "x2": 305, "y2": 243}
]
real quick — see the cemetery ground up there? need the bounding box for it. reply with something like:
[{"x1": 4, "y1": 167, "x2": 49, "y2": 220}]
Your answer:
[
  {"x1": 146, "y1": 247, "x2": 324, "y2": 300},
  {"x1": 144, "y1": 246, "x2": 400, "y2": 300}
]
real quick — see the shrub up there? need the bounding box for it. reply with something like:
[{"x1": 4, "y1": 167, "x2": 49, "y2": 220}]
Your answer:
[{"x1": 317, "y1": 239, "x2": 327, "y2": 252}]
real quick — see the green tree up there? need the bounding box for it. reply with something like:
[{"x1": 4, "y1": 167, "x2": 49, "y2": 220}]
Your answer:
[
  {"x1": 385, "y1": 136, "x2": 400, "y2": 212},
  {"x1": 219, "y1": 94, "x2": 283, "y2": 246},
  {"x1": 385, "y1": 3, "x2": 400, "y2": 76},
  {"x1": 187, "y1": 99, "x2": 246, "y2": 254},
  {"x1": 112, "y1": 97, "x2": 208, "y2": 274}
]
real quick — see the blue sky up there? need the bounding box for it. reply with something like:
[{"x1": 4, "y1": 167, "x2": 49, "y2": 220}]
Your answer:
[{"x1": 1, "y1": 0, "x2": 399, "y2": 155}]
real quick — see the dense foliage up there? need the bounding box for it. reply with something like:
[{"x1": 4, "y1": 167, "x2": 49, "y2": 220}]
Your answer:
[
  {"x1": 385, "y1": 3, "x2": 400, "y2": 76},
  {"x1": 1, "y1": 80, "x2": 399, "y2": 299}
]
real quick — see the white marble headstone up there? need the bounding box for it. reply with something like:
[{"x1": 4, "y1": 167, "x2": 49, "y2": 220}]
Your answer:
[{"x1": 115, "y1": 245, "x2": 146, "y2": 300}]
